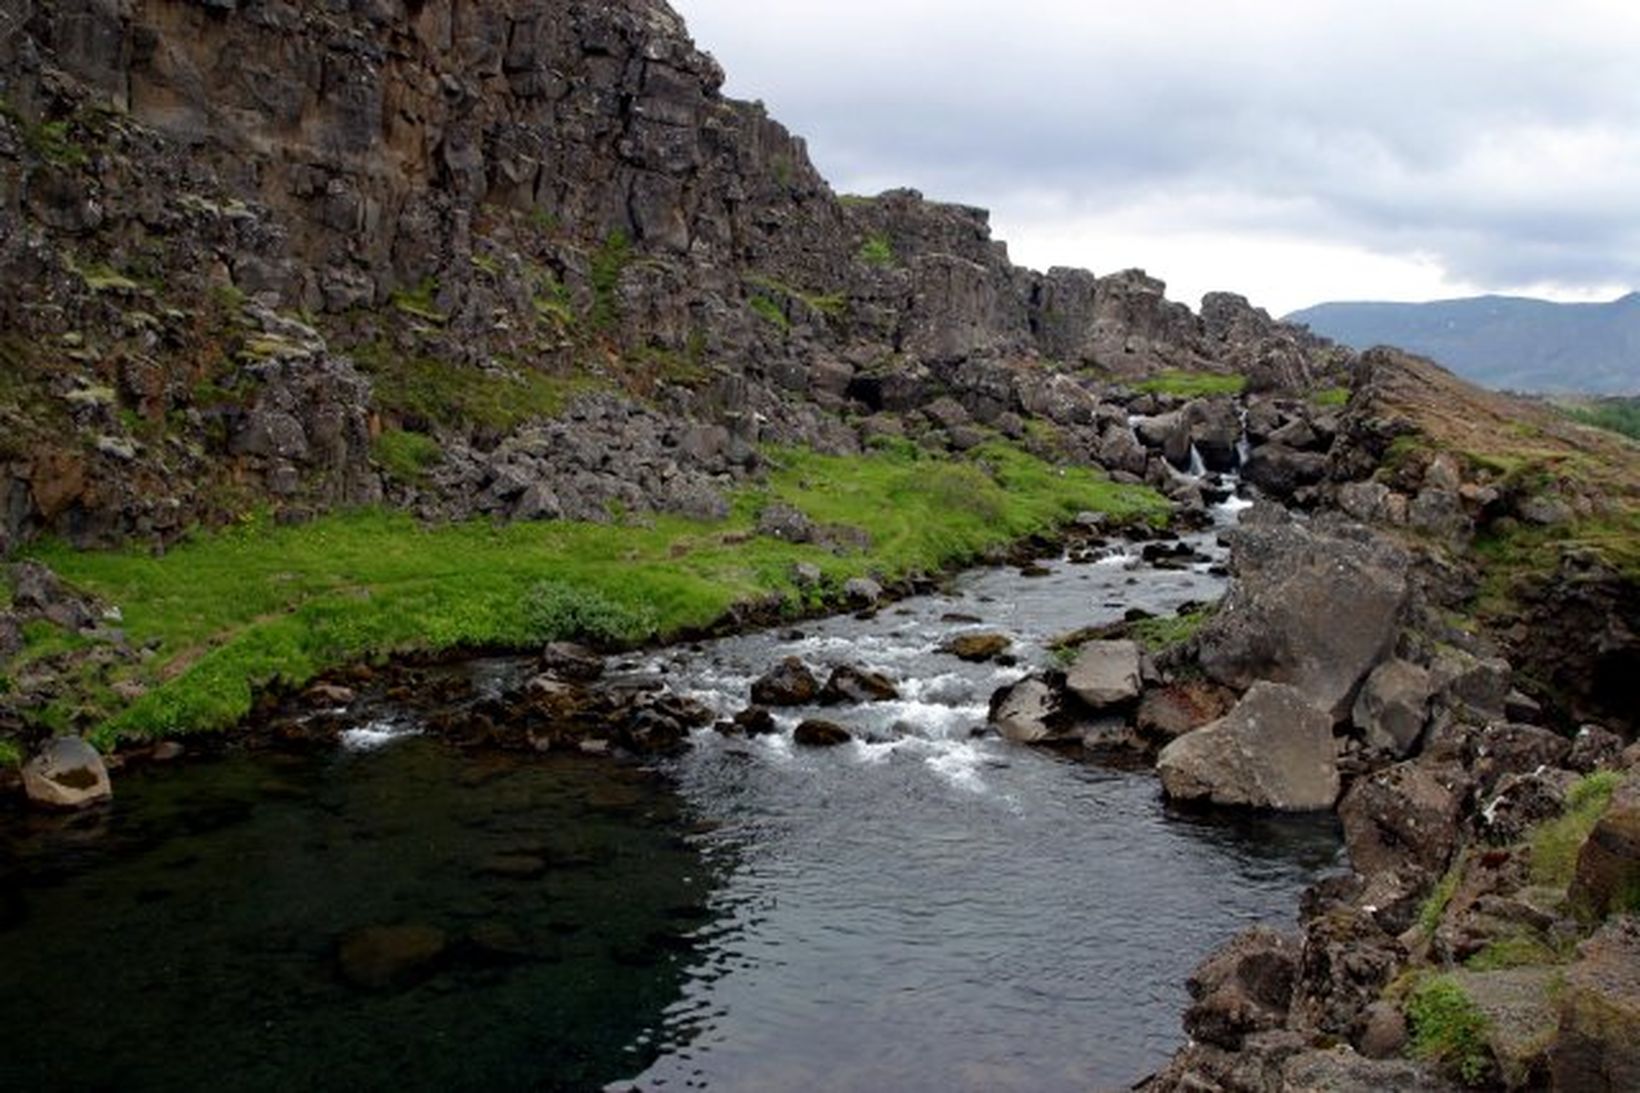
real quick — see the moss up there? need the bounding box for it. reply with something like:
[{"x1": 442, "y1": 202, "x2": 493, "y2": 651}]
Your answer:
[
  {"x1": 351, "y1": 342, "x2": 592, "y2": 433},
  {"x1": 372, "y1": 429, "x2": 444, "y2": 485},
  {"x1": 745, "y1": 274, "x2": 846, "y2": 320},
  {"x1": 1418, "y1": 856, "x2": 1466, "y2": 935},
  {"x1": 1408, "y1": 976, "x2": 1493, "y2": 1085},
  {"x1": 389, "y1": 276, "x2": 447, "y2": 325},
  {"x1": 1530, "y1": 770, "x2": 1621, "y2": 890},
  {"x1": 1464, "y1": 934, "x2": 1566, "y2": 972},
  {"x1": 1134, "y1": 371, "x2": 1247, "y2": 398},
  {"x1": 1129, "y1": 608, "x2": 1213, "y2": 651},
  {"x1": 1310, "y1": 386, "x2": 1350, "y2": 408},
  {"x1": 749, "y1": 294, "x2": 790, "y2": 331},
  {"x1": 0, "y1": 738, "x2": 21, "y2": 768},
  {"x1": 857, "y1": 235, "x2": 894, "y2": 267},
  {"x1": 588, "y1": 230, "x2": 631, "y2": 332}
]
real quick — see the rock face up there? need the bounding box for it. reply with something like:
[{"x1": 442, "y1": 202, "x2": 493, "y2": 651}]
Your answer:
[
  {"x1": 1195, "y1": 520, "x2": 1409, "y2": 721},
  {"x1": 1569, "y1": 774, "x2": 1640, "y2": 920},
  {"x1": 1549, "y1": 916, "x2": 1640, "y2": 1092},
  {"x1": 21, "y1": 736, "x2": 113, "y2": 809},
  {"x1": 1157, "y1": 682, "x2": 1340, "y2": 811},
  {"x1": 1065, "y1": 640, "x2": 1142, "y2": 710}
]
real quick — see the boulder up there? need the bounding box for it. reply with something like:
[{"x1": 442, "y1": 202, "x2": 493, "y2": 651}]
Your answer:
[
  {"x1": 1183, "y1": 926, "x2": 1300, "y2": 1049},
  {"x1": 1470, "y1": 722, "x2": 1572, "y2": 795},
  {"x1": 1291, "y1": 906, "x2": 1408, "y2": 1038},
  {"x1": 1196, "y1": 521, "x2": 1408, "y2": 721},
  {"x1": 1569, "y1": 774, "x2": 1640, "y2": 921},
  {"x1": 821, "y1": 665, "x2": 899, "y2": 705},
  {"x1": 1065, "y1": 640, "x2": 1142, "y2": 710},
  {"x1": 989, "y1": 677, "x2": 1060, "y2": 744},
  {"x1": 1548, "y1": 916, "x2": 1640, "y2": 1092},
  {"x1": 1338, "y1": 761, "x2": 1466, "y2": 879},
  {"x1": 21, "y1": 737, "x2": 113, "y2": 809},
  {"x1": 1157, "y1": 682, "x2": 1340, "y2": 811},
  {"x1": 1182, "y1": 397, "x2": 1243, "y2": 472},
  {"x1": 1351, "y1": 659, "x2": 1433, "y2": 758},
  {"x1": 842, "y1": 577, "x2": 882, "y2": 606},
  {"x1": 1136, "y1": 681, "x2": 1237, "y2": 744},
  {"x1": 940, "y1": 632, "x2": 1011, "y2": 663},
  {"x1": 539, "y1": 641, "x2": 604, "y2": 682},
  {"x1": 1568, "y1": 725, "x2": 1626, "y2": 774},
  {"x1": 793, "y1": 719, "x2": 851, "y2": 747},
  {"x1": 728, "y1": 706, "x2": 778, "y2": 737},
  {"x1": 1242, "y1": 443, "x2": 1327, "y2": 500},
  {"x1": 337, "y1": 924, "x2": 448, "y2": 991},
  {"x1": 1481, "y1": 768, "x2": 1579, "y2": 845},
  {"x1": 750, "y1": 657, "x2": 820, "y2": 706}
]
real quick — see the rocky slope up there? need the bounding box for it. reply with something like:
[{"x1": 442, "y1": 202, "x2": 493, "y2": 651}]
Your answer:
[{"x1": 0, "y1": 0, "x2": 1341, "y2": 558}]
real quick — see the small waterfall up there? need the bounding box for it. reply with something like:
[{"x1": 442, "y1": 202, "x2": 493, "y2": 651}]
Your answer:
[{"x1": 1187, "y1": 443, "x2": 1208, "y2": 479}]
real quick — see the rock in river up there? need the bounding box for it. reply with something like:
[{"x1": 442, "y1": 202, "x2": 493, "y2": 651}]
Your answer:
[
  {"x1": 821, "y1": 664, "x2": 900, "y2": 704},
  {"x1": 940, "y1": 632, "x2": 1012, "y2": 663},
  {"x1": 1157, "y1": 682, "x2": 1340, "y2": 811},
  {"x1": 750, "y1": 656, "x2": 820, "y2": 706},
  {"x1": 1066, "y1": 640, "x2": 1142, "y2": 710},
  {"x1": 793, "y1": 719, "x2": 852, "y2": 747},
  {"x1": 22, "y1": 736, "x2": 113, "y2": 809},
  {"x1": 337, "y1": 924, "x2": 448, "y2": 991}
]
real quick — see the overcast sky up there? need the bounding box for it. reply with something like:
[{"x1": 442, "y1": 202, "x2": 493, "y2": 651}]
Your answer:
[{"x1": 671, "y1": 0, "x2": 1640, "y2": 316}]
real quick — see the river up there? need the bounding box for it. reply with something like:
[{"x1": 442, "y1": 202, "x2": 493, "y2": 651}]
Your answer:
[{"x1": 0, "y1": 496, "x2": 1342, "y2": 1091}]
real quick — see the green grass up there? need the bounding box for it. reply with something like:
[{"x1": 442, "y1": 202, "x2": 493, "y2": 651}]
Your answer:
[
  {"x1": 351, "y1": 343, "x2": 593, "y2": 433},
  {"x1": 858, "y1": 236, "x2": 894, "y2": 266},
  {"x1": 1465, "y1": 934, "x2": 1564, "y2": 972},
  {"x1": 745, "y1": 275, "x2": 846, "y2": 320},
  {"x1": 23, "y1": 442, "x2": 1165, "y2": 748},
  {"x1": 589, "y1": 230, "x2": 631, "y2": 332},
  {"x1": 372, "y1": 429, "x2": 444, "y2": 485},
  {"x1": 1564, "y1": 398, "x2": 1640, "y2": 441},
  {"x1": 389, "y1": 276, "x2": 446, "y2": 325},
  {"x1": 1129, "y1": 608, "x2": 1212, "y2": 651},
  {"x1": 1134, "y1": 371, "x2": 1247, "y2": 398},
  {"x1": 749, "y1": 294, "x2": 790, "y2": 331},
  {"x1": 1418, "y1": 856, "x2": 1466, "y2": 934},
  {"x1": 1408, "y1": 976, "x2": 1493, "y2": 1085},
  {"x1": 1311, "y1": 386, "x2": 1350, "y2": 408},
  {"x1": 0, "y1": 739, "x2": 21, "y2": 768},
  {"x1": 1530, "y1": 770, "x2": 1622, "y2": 889}
]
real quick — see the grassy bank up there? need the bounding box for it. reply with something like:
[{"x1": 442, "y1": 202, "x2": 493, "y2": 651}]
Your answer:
[{"x1": 16, "y1": 441, "x2": 1166, "y2": 749}]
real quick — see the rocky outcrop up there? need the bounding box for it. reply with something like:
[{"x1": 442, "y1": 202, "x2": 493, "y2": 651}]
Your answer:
[
  {"x1": 1157, "y1": 682, "x2": 1340, "y2": 811},
  {"x1": 1195, "y1": 516, "x2": 1409, "y2": 721}
]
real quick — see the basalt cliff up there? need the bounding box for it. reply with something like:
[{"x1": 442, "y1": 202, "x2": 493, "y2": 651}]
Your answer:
[{"x1": 3, "y1": 3, "x2": 1640, "y2": 1092}]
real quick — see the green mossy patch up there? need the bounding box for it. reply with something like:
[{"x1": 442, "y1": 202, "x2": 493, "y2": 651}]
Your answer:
[
  {"x1": 1134, "y1": 371, "x2": 1247, "y2": 399},
  {"x1": 1407, "y1": 976, "x2": 1493, "y2": 1085}
]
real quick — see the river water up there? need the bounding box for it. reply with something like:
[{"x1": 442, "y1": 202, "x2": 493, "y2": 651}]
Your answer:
[{"x1": 0, "y1": 498, "x2": 1343, "y2": 1091}]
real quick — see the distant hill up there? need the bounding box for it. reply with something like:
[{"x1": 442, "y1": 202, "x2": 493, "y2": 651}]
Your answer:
[{"x1": 1286, "y1": 293, "x2": 1640, "y2": 394}]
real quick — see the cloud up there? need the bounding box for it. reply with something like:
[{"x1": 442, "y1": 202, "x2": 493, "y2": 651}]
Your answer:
[{"x1": 671, "y1": 0, "x2": 1640, "y2": 313}]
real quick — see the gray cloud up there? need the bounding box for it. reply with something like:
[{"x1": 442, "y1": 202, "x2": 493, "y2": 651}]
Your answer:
[{"x1": 672, "y1": 0, "x2": 1640, "y2": 308}]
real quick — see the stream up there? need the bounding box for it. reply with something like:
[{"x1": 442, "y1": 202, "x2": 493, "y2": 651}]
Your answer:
[{"x1": 0, "y1": 493, "x2": 1344, "y2": 1091}]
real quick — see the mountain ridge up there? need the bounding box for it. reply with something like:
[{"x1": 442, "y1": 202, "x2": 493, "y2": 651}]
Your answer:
[{"x1": 1287, "y1": 292, "x2": 1640, "y2": 394}]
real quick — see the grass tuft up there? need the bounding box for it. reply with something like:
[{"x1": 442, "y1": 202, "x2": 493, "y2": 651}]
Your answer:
[
  {"x1": 1408, "y1": 976, "x2": 1493, "y2": 1085},
  {"x1": 372, "y1": 429, "x2": 444, "y2": 485},
  {"x1": 1135, "y1": 371, "x2": 1247, "y2": 399},
  {"x1": 1530, "y1": 770, "x2": 1621, "y2": 889}
]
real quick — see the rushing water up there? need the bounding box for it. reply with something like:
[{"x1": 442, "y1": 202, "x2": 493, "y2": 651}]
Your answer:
[{"x1": 0, "y1": 496, "x2": 1343, "y2": 1092}]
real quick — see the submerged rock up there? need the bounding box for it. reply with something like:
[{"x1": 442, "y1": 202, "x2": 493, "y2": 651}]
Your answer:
[
  {"x1": 337, "y1": 924, "x2": 448, "y2": 991},
  {"x1": 22, "y1": 737, "x2": 113, "y2": 809},
  {"x1": 1157, "y1": 683, "x2": 1340, "y2": 811}
]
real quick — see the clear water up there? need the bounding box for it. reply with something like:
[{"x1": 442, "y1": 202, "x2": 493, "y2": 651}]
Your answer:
[{"x1": 0, "y1": 513, "x2": 1343, "y2": 1092}]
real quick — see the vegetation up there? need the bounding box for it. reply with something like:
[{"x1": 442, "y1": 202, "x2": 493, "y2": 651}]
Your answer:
[
  {"x1": 1564, "y1": 397, "x2": 1640, "y2": 441},
  {"x1": 1530, "y1": 770, "x2": 1621, "y2": 889},
  {"x1": 23, "y1": 442, "x2": 1165, "y2": 747},
  {"x1": 1134, "y1": 371, "x2": 1247, "y2": 398},
  {"x1": 1407, "y1": 976, "x2": 1493, "y2": 1085},
  {"x1": 0, "y1": 739, "x2": 20, "y2": 768},
  {"x1": 589, "y1": 230, "x2": 631, "y2": 331},
  {"x1": 1129, "y1": 608, "x2": 1212, "y2": 651},
  {"x1": 1310, "y1": 386, "x2": 1350, "y2": 408},
  {"x1": 1465, "y1": 934, "x2": 1564, "y2": 972},
  {"x1": 389, "y1": 276, "x2": 447, "y2": 325},
  {"x1": 1417, "y1": 856, "x2": 1466, "y2": 934},
  {"x1": 351, "y1": 342, "x2": 593, "y2": 433},
  {"x1": 372, "y1": 429, "x2": 445, "y2": 485},
  {"x1": 858, "y1": 235, "x2": 894, "y2": 267},
  {"x1": 749, "y1": 294, "x2": 790, "y2": 331},
  {"x1": 745, "y1": 274, "x2": 847, "y2": 320}
]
